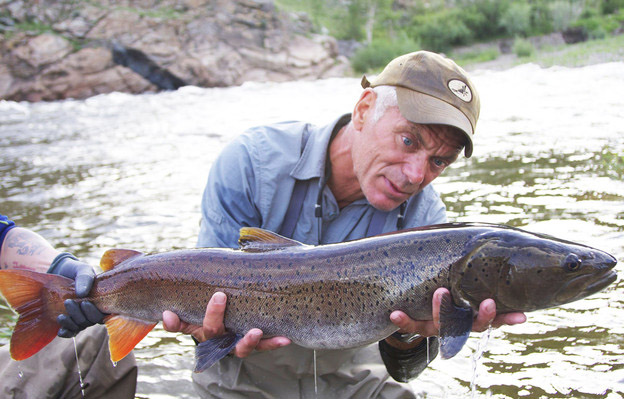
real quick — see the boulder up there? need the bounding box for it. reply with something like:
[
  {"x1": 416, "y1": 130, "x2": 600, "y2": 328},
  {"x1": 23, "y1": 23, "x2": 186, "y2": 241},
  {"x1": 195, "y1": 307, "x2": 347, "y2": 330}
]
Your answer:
[
  {"x1": 0, "y1": 0, "x2": 351, "y2": 101},
  {"x1": 562, "y1": 27, "x2": 589, "y2": 44}
]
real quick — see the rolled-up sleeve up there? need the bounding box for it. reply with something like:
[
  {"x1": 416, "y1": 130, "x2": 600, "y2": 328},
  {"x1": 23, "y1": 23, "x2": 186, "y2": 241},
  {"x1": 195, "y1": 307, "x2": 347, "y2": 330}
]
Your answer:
[{"x1": 0, "y1": 215, "x2": 17, "y2": 255}]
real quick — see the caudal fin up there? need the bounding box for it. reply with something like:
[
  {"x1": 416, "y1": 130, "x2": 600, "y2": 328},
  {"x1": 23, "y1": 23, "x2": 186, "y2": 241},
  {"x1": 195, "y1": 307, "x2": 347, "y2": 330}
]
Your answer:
[{"x1": 0, "y1": 270, "x2": 73, "y2": 360}]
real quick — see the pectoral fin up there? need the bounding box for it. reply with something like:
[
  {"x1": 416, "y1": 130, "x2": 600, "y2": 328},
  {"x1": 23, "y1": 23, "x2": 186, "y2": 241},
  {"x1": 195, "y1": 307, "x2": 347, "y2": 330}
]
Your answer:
[
  {"x1": 439, "y1": 291, "x2": 473, "y2": 359},
  {"x1": 194, "y1": 332, "x2": 243, "y2": 372}
]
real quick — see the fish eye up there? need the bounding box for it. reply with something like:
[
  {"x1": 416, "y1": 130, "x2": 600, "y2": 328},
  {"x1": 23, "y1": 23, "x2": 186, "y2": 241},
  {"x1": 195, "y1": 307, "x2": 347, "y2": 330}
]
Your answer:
[{"x1": 564, "y1": 253, "x2": 582, "y2": 271}]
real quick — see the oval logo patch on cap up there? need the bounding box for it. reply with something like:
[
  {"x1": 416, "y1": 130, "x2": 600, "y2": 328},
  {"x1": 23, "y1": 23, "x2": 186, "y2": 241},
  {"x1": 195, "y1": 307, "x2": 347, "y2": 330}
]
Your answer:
[{"x1": 448, "y1": 79, "x2": 472, "y2": 102}]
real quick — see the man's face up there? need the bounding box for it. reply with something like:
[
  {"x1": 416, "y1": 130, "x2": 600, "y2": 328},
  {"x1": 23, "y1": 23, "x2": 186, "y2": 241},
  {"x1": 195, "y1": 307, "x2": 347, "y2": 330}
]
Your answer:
[{"x1": 351, "y1": 104, "x2": 464, "y2": 212}]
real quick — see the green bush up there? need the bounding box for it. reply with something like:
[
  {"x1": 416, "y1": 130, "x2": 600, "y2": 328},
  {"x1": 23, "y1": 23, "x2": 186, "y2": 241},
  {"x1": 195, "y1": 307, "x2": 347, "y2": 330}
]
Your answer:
[
  {"x1": 500, "y1": 2, "x2": 532, "y2": 36},
  {"x1": 512, "y1": 37, "x2": 535, "y2": 57},
  {"x1": 550, "y1": 0, "x2": 583, "y2": 31},
  {"x1": 350, "y1": 37, "x2": 421, "y2": 73},
  {"x1": 463, "y1": 0, "x2": 511, "y2": 40},
  {"x1": 279, "y1": 0, "x2": 622, "y2": 60},
  {"x1": 572, "y1": 13, "x2": 621, "y2": 38},
  {"x1": 530, "y1": 0, "x2": 554, "y2": 35},
  {"x1": 411, "y1": 9, "x2": 473, "y2": 53},
  {"x1": 601, "y1": 0, "x2": 624, "y2": 14}
]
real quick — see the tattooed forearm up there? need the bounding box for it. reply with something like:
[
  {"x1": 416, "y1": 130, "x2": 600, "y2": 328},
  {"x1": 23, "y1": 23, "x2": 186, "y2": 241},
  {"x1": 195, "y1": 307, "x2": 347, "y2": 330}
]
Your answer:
[{"x1": 6, "y1": 231, "x2": 46, "y2": 256}]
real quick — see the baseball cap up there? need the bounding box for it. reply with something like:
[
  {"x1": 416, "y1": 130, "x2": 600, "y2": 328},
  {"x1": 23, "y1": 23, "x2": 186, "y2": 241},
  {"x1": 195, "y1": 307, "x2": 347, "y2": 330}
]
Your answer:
[{"x1": 361, "y1": 51, "x2": 480, "y2": 157}]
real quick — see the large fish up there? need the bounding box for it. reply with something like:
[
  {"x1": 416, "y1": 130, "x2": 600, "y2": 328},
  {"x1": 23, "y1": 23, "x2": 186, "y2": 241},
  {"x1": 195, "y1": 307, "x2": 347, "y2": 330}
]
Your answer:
[{"x1": 0, "y1": 223, "x2": 617, "y2": 372}]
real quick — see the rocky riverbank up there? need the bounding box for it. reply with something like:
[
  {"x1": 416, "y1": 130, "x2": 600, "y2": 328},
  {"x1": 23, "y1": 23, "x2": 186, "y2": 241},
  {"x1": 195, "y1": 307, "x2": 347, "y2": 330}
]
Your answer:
[{"x1": 0, "y1": 0, "x2": 350, "y2": 102}]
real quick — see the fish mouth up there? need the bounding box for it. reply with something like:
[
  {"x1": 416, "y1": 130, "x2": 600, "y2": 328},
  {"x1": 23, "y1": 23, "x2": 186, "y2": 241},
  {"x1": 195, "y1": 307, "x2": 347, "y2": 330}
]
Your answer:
[
  {"x1": 556, "y1": 269, "x2": 618, "y2": 304},
  {"x1": 584, "y1": 269, "x2": 618, "y2": 293}
]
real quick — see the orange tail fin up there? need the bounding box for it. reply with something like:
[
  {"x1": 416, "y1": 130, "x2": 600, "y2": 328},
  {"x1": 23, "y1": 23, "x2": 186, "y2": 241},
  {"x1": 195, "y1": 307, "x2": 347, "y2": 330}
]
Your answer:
[{"x1": 0, "y1": 270, "x2": 74, "y2": 360}]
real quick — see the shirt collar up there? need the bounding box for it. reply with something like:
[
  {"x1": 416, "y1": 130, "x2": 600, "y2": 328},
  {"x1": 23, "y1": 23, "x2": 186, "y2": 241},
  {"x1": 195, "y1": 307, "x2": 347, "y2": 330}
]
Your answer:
[{"x1": 289, "y1": 113, "x2": 351, "y2": 181}]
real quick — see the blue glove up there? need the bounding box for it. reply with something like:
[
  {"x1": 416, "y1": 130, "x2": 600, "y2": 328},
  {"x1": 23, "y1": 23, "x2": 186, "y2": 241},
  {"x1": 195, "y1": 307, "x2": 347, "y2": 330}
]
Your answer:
[{"x1": 47, "y1": 253, "x2": 107, "y2": 338}]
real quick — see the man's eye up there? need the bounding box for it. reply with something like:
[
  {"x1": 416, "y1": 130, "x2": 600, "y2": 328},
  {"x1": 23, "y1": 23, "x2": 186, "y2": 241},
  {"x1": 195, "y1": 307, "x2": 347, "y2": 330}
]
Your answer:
[
  {"x1": 433, "y1": 159, "x2": 446, "y2": 168},
  {"x1": 402, "y1": 137, "x2": 413, "y2": 147}
]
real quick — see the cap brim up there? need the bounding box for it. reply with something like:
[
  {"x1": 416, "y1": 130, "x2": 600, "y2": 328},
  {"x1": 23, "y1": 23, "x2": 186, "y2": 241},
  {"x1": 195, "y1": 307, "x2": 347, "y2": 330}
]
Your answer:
[{"x1": 395, "y1": 87, "x2": 474, "y2": 157}]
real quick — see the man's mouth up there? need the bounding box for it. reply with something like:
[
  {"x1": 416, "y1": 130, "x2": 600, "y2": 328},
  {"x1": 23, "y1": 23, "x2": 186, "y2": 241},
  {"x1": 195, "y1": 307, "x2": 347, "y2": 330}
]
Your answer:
[{"x1": 384, "y1": 177, "x2": 411, "y2": 199}]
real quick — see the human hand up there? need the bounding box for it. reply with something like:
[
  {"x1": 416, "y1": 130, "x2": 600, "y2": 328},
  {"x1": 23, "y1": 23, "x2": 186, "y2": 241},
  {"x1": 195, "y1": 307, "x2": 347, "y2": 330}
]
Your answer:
[
  {"x1": 162, "y1": 291, "x2": 291, "y2": 358},
  {"x1": 389, "y1": 287, "x2": 527, "y2": 338},
  {"x1": 48, "y1": 253, "x2": 107, "y2": 338}
]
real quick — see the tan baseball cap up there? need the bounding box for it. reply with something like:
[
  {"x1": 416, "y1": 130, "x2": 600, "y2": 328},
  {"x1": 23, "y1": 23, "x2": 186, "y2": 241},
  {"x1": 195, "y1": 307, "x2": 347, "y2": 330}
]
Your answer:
[{"x1": 361, "y1": 51, "x2": 480, "y2": 157}]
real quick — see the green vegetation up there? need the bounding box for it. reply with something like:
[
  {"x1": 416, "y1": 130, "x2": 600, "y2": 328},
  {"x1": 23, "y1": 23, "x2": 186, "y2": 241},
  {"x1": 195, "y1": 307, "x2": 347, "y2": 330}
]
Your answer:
[
  {"x1": 512, "y1": 33, "x2": 624, "y2": 67},
  {"x1": 1, "y1": 20, "x2": 54, "y2": 39},
  {"x1": 513, "y1": 37, "x2": 535, "y2": 57},
  {"x1": 452, "y1": 48, "x2": 500, "y2": 65},
  {"x1": 350, "y1": 36, "x2": 420, "y2": 72},
  {"x1": 275, "y1": 0, "x2": 624, "y2": 72}
]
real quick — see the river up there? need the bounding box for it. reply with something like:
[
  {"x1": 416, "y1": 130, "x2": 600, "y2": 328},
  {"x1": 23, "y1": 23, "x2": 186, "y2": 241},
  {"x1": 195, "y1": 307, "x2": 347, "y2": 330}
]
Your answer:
[{"x1": 1, "y1": 62, "x2": 623, "y2": 398}]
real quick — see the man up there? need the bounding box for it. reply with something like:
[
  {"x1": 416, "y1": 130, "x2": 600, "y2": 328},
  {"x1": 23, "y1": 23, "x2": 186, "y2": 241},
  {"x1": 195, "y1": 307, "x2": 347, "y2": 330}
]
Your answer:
[
  {"x1": 0, "y1": 215, "x2": 137, "y2": 398},
  {"x1": 163, "y1": 51, "x2": 526, "y2": 398}
]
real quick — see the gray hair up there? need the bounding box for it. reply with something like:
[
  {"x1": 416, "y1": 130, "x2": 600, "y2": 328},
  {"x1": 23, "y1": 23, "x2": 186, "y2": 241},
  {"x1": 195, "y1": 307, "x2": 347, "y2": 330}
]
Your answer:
[{"x1": 370, "y1": 85, "x2": 398, "y2": 124}]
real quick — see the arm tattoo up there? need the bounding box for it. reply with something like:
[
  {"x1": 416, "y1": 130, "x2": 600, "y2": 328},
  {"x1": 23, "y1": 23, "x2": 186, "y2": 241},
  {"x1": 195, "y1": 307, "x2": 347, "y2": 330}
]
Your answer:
[{"x1": 6, "y1": 231, "x2": 46, "y2": 257}]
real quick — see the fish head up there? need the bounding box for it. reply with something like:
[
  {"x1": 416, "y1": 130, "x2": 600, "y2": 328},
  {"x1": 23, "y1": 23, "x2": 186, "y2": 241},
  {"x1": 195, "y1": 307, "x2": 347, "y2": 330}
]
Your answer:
[{"x1": 451, "y1": 228, "x2": 617, "y2": 313}]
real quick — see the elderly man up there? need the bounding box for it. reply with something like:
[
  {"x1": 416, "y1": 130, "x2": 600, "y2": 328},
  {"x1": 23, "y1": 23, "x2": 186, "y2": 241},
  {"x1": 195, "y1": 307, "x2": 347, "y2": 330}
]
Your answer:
[{"x1": 163, "y1": 51, "x2": 526, "y2": 398}]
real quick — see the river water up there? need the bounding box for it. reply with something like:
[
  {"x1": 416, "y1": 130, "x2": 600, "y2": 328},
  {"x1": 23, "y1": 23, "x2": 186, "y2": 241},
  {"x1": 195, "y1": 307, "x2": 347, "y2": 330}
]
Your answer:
[{"x1": 1, "y1": 62, "x2": 623, "y2": 398}]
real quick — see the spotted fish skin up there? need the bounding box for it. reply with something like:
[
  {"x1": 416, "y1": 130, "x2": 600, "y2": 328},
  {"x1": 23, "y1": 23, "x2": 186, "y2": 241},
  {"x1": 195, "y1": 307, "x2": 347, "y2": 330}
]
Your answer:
[
  {"x1": 0, "y1": 223, "x2": 616, "y2": 370},
  {"x1": 89, "y1": 223, "x2": 617, "y2": 348},
  {"x1": 90, "y1": 226, "x2": 463, "y2": 349}
]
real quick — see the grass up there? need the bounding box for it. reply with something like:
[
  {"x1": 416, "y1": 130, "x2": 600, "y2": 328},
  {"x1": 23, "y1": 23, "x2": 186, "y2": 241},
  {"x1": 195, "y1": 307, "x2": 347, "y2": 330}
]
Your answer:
[
  {"x1": 452, "y1": 48, "x2": 500, "y2": 65},
  {"x1": 457, "y1": 33, "x2": 624, "y2": 70},
  {"x1": 526, "y1": 33, "x2": 624, "y2": 67}
]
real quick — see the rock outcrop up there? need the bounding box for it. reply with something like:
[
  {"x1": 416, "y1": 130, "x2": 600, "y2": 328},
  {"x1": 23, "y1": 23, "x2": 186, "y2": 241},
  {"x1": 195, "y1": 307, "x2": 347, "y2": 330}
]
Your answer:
[{"x1": 0, "y1": 0, "x2": 350, "y2": 101}]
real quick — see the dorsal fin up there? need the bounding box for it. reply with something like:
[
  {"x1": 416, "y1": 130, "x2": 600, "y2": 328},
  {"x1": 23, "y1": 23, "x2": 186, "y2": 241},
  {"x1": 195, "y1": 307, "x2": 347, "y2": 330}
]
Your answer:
[
  {"x1": 100, "y1": 249, "x2": 144, "y2": 271},
  {"x1": 238, "y1": 227, "x2": 306, "y2": 252}
]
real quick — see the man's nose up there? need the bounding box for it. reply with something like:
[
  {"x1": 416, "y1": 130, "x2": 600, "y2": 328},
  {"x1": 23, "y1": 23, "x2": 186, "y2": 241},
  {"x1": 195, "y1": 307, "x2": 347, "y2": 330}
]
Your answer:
[{"x1": 403, "y1": 156, "x2": 426, "y2": 186}]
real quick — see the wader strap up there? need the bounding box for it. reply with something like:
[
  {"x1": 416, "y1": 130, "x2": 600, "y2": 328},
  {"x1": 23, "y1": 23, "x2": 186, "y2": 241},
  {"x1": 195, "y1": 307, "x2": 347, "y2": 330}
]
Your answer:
[
  {"x1": 279, "y1": 180, "x2": 309, "y2": 237},
  {"x1": 280, "y1": 128, "x2": 312, "y2": 237},
  {"x1": 366, "y1": 202, "x2": 407, "y2": 236}
]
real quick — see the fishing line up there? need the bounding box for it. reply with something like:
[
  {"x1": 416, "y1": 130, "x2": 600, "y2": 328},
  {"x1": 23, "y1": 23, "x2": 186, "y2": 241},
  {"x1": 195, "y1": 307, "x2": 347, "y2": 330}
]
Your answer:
[
  {"x1": 73, "y1": 337, "x2": 86, "y2": 398},
  {"x1": 313, "y1": 349, "x2": 318, "y2": 395}
]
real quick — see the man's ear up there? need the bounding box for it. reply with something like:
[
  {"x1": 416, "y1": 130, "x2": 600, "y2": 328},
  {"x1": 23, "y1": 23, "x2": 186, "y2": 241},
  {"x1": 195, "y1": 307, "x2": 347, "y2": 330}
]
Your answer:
[{"x1": 352, "y1": 89, "x2": 376, "y2": 130}]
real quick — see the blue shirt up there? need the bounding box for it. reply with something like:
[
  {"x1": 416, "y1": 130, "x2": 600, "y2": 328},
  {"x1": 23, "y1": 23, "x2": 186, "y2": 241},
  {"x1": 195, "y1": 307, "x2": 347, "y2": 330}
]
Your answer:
[{"x1": 197, "y1": 114, "x2": 447, "y2": 248}]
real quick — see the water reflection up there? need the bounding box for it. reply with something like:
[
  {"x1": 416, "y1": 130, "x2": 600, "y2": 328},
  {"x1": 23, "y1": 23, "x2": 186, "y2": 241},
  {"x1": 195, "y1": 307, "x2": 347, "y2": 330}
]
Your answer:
[
  {"x1": 440, "y1": 146, "x2": 624, "y2": 230},
  {"x1": 0, "y1": 62, "x2": 623, "y2": 398}
]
